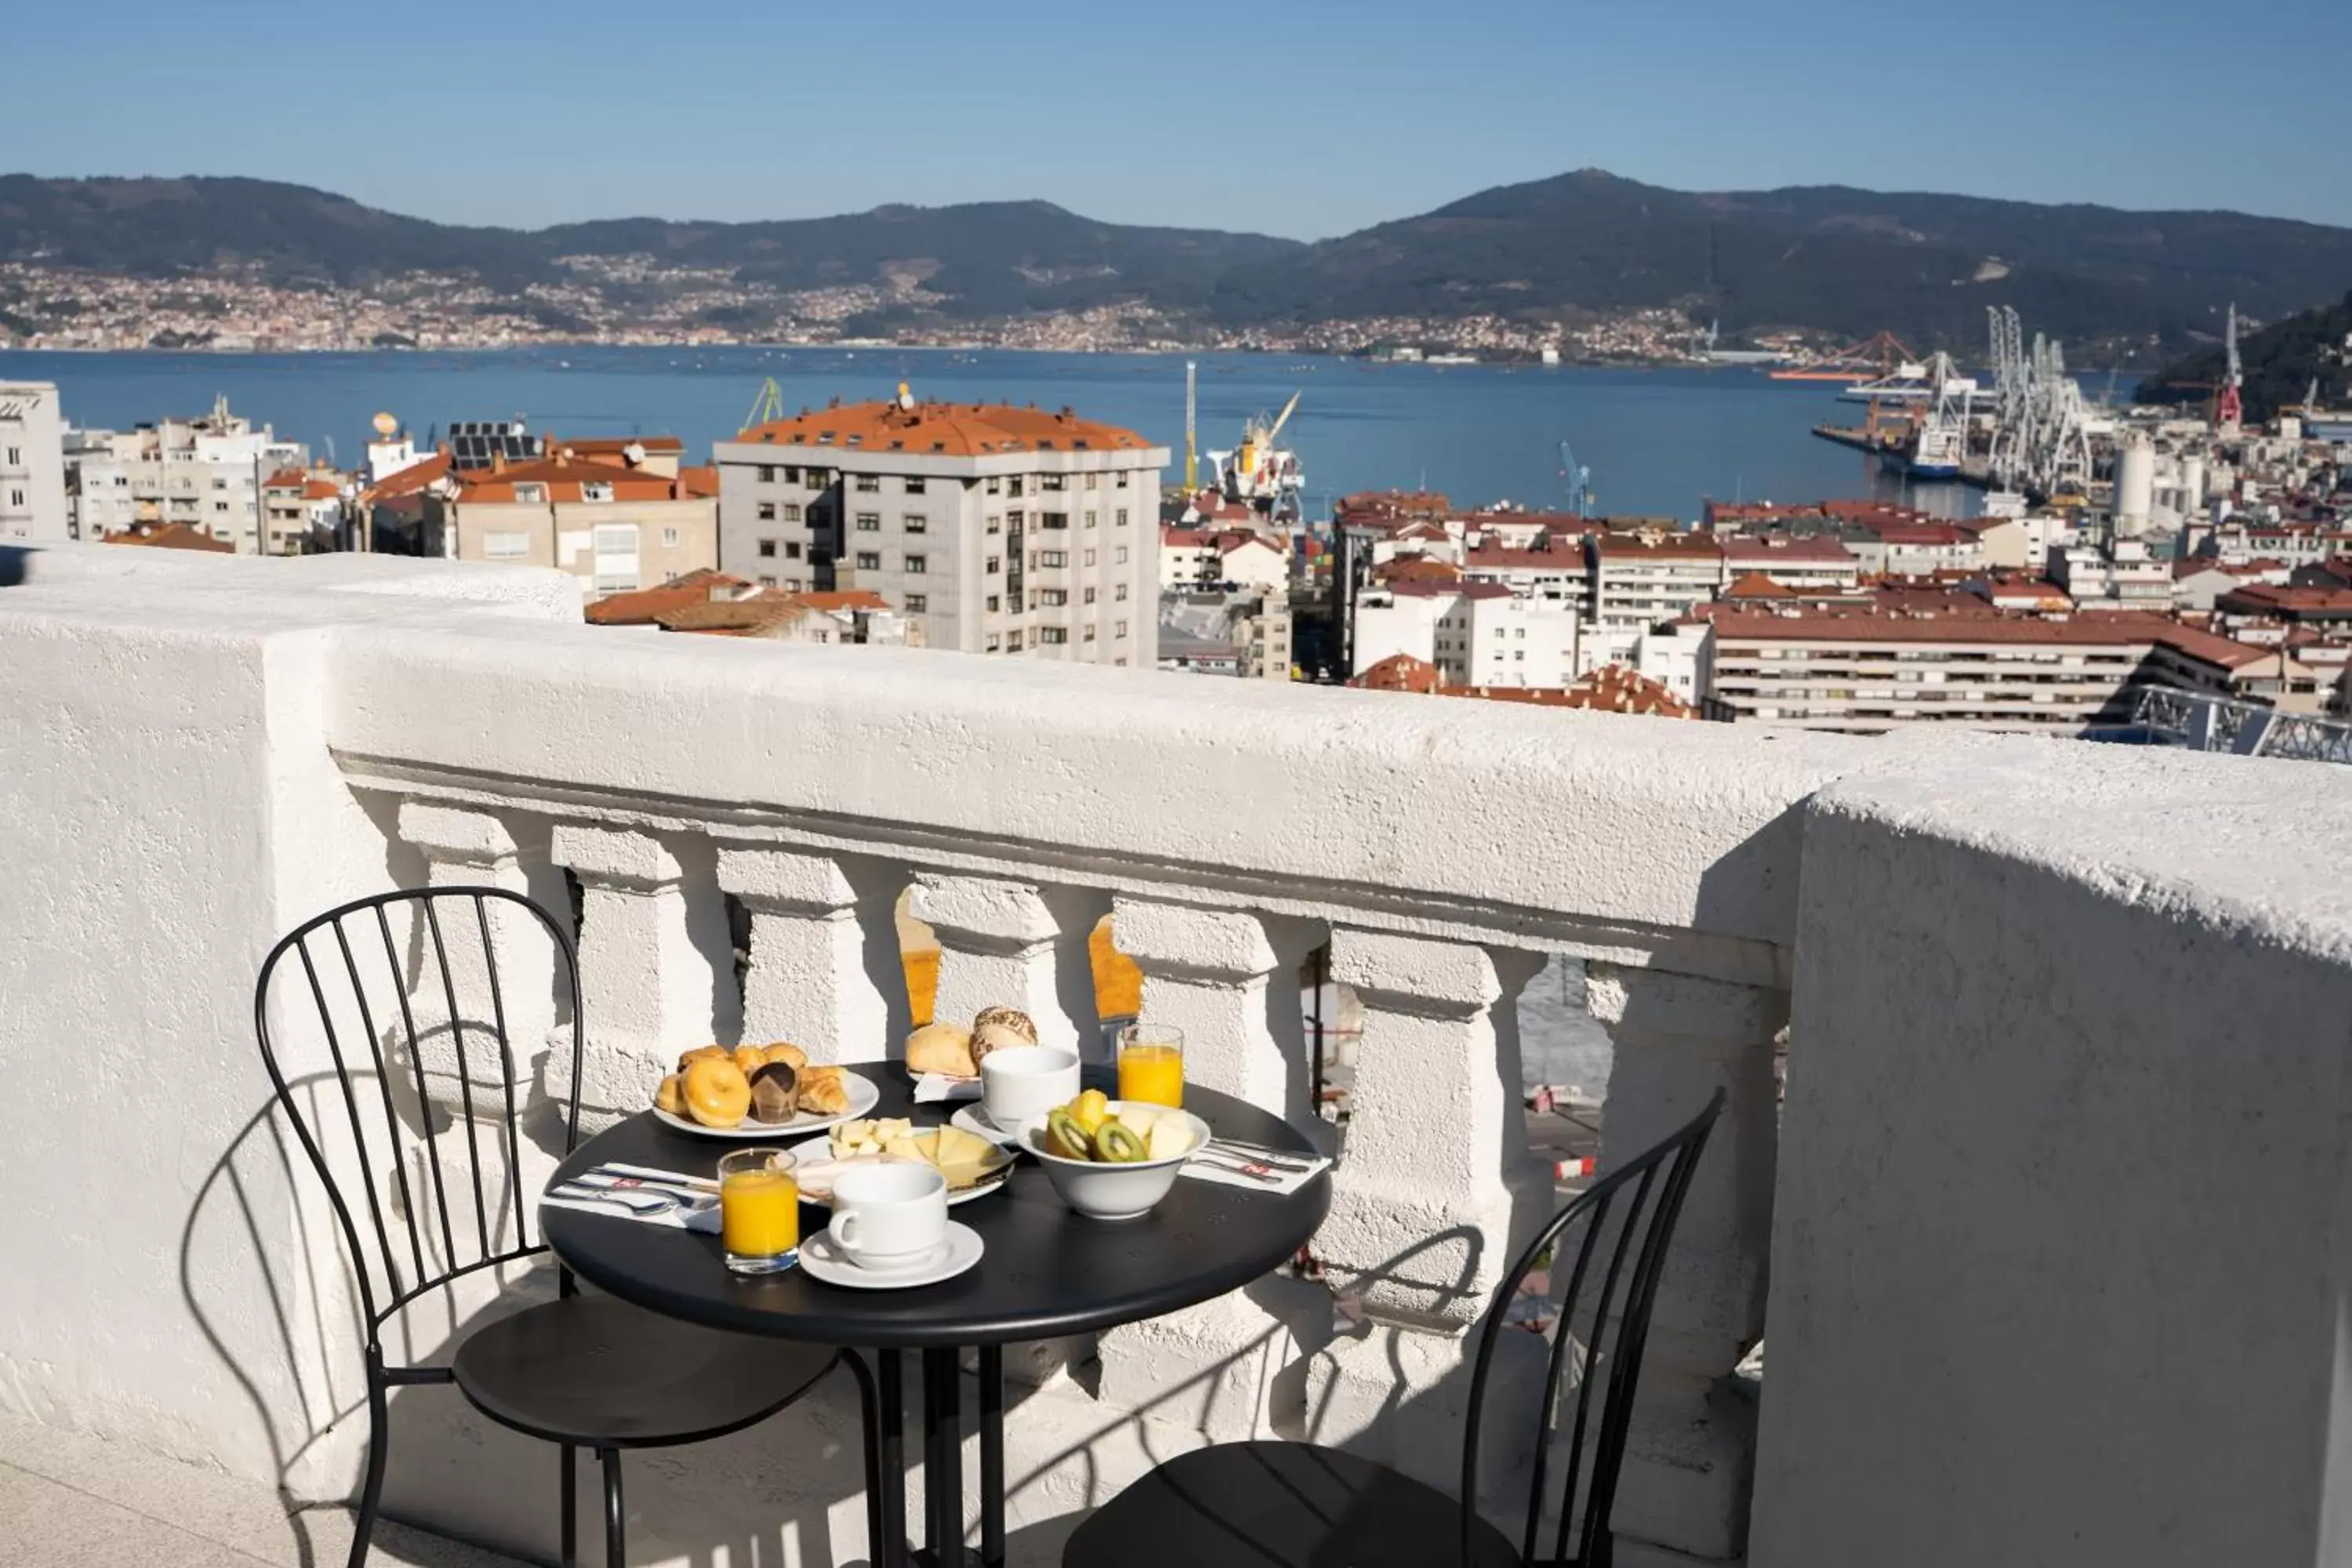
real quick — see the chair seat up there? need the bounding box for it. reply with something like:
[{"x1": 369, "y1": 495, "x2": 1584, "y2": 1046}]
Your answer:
[
  {"x1": 1064, "y1": 1440, "x2": 1523, "y2": 1568},
  {"x1": 450, "y1": 1293, "x2": 836, "y2": 1449}
]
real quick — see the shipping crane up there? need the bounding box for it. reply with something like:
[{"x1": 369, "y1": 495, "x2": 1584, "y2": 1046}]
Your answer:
[
  {"x1": 1559, "y1": 438, "x2": 1593, "y2": 518},
  {"x1": 744, "y1": 376, "x2": 786, "y2": 431},
  {"x1": 2216, "y1": 303, "x2": 2244, "y2": 430},
  {"x1": 1184, "y1": 360, "x2": 1198, "y2": 494}
]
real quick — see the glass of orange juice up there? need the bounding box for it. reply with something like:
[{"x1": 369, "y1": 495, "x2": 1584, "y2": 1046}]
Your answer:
[
  {"x1": 718, "y1": 1149, "x2": 799, "y2": 1274},
  {"x1": 1116, "y1": 1022, "x2": 1185, "y2": 1108}
]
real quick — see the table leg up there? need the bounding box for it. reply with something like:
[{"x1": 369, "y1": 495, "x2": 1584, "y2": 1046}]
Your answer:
[
  {"x1": 877, "y1": 1352, "x2": 909, "y2": 1568},
  {"x1": 978, "y1": 1345, "x2": 1005, "y2": 1568},
  {"x1": 923, "y1": 1347, "x2": 964, "y2": 1562}
]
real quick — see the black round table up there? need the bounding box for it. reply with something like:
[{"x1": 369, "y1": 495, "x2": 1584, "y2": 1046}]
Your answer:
[{"x1": 543, "y1": 1065, "x2": 1331, "y2": 1568}]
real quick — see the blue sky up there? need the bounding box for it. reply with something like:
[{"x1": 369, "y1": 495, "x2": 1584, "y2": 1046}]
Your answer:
[{"x1": 9, "y1": 0, "x2": 2347, "y2": 238}]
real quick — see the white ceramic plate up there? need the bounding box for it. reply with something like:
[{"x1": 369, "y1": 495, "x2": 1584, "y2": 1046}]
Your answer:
[
  {"x1": 779, "y1": 1131, "x2": 1013, "y2": 1207},
  {"x1": 800, "y1": 1221, "x2": 982, "y2": 1290},
  {"x1": 949, "y1": 1104, "x2": 1021, "y2": 1148},
  {"x1": 649, "y1": 1073, "x2": 880, "y2": 1140}
]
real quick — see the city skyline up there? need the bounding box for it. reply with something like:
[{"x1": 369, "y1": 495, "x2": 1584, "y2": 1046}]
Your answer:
[{"x1": 8, "y1": 0, "x2": 2350, "y2": 239}]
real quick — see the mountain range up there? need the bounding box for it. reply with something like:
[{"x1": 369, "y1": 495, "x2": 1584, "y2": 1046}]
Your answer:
[
  {"x1": 2137, "y1": 289, "x2": 2352, "y2": 419},
  {"x1": 5, "y1": 169, "x2": 2350, "y2": 357}
]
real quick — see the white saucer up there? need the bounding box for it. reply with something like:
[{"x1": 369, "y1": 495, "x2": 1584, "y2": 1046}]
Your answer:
[
  {"x1": 778, "y1": 1132, "x2": 1011, "y2": 1207},
  {"x1": 800, "y1": 1221, "x2": 982, "y2": 1290},
  {"x1": 950, "y1": 1104, "x2": 1022, "y2": 1147}
]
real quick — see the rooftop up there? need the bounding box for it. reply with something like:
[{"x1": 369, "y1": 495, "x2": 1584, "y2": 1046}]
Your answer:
[{"x1": 735, "y1": 398, "x2": 1152, "y2": 456}]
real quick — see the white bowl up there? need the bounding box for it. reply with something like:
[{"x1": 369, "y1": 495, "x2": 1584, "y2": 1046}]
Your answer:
[
  {"x1": 1014, "y1": 1102, "x2": 1212, "y2": 1221},
  {"x1": 980, "y1": 1045, "x2": 1081, "y2": 1131}
]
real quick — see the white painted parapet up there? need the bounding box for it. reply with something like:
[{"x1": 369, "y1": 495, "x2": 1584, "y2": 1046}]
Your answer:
[
  {"x1": 393, "y1": 801, "x2": 556, "y2": 1109},
  {"x1": 717, "y1": 844, "x2": 900, "y2": 1061},
  {"x1": 1110, "y1": 897, "x2": 1319, "y2": 1120},
  {"x1": 1588, "y1": 964, "x2": 1787, "y2": 1566},
  {"x1": 546, "y1": 821, "x2": 724, "y2": 1115},
  {"x1": 907, "y1": 873, "x2": 1106, "y2": 1060},
  {"x1": 1321, "y1": 931, "x2": 1549, "y2": 1326}
]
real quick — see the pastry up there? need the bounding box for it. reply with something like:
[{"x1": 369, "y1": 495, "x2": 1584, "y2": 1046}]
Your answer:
[
  {"x1": 677, "y1": 1044, "x2": 728, "y2": 1073},
  {"x1": 748, "y1": 1060, "x2": 800, "y2": 1124},
  {"x1": 905, "y1": 1022, "x2": 978, "y2": 1078},
  {"x1": 968, "y1": 1006, "x2": 1037, "y2": 1065},
  {"x1": 731, "y1": 1044, "x2": 770, "y2": 1080},
  {"x1": 653, "y1": 1073, "x2": 685, "y2": 1116},
  {"x1": 762, "y1": 1042, "x2": 809, "y2": 1072},
  {"x1": 797, "y1": 1064, "x2": 851, "y2": 1116},
  {"x1": 681, "y1": 1057, "x2": 752, "y2": 1127}
]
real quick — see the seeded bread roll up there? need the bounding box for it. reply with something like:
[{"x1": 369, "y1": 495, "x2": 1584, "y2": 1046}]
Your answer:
[{"x1": 969, "y1": 1006, "x2": 1039, "y2": 1065}]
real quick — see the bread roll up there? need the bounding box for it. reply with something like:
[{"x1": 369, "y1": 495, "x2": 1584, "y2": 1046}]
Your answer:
[
  {"x1": 969, "y1": 1007, "x2": 1038, "y2": 1067},
  {"x1": 905, "y1": 1022, "x2": 977, "y2": 1077},
  {"x1": 797, "y1": 1065, "x2": 851, "y2": 1116},
  {"x1": 681, "y1": 1058, "x2": 752, "y2": 1127}
]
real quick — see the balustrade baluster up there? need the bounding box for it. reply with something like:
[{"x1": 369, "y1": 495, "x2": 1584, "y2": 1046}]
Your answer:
[
  {"x1": 716, "y1": 844, "x2": 904, "y2": 1060},
  {"x1": 906, "y1": 873, "x2": 1105, "y2": 1058}
]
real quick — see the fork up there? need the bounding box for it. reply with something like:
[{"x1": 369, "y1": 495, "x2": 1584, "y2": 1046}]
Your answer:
[{"x1": 1188, "y1": 1148, "x2": 1287, "y2": 1185}]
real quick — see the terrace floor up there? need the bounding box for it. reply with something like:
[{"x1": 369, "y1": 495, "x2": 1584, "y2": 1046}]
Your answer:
[{"x1": 0, "y1": 1415, "x2": 524, "y2": 1568}]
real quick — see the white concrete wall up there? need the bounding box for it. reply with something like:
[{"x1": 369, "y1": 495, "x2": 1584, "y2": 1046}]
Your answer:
[{"x1": 1754, "y1": 740, "x2": 2352, "y2": 1568}]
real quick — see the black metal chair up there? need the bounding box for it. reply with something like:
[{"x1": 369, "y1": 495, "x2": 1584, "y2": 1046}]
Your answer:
[
  {"x1": 1062, "y1": 1088, "x2": 1726, "y2": 1568},
  {"x1": 253, "y1": 886, "x2": 881, "y2": 1567}
]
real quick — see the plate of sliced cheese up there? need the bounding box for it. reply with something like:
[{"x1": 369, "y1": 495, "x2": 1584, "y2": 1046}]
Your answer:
[{"x1": 782, "y1": 1118, "x2": 1014, "y2": 1207}]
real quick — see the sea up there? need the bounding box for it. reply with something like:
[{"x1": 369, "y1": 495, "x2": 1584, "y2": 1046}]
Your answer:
[{"x1": 0, "y1": 344, "x2": 1983, "y2": 522}]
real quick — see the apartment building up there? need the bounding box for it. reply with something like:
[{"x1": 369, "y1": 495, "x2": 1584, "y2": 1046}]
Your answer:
[
  {"x1": 1846, "y1": 523, "x2": 1983, "y2": 577},
  {"x1": 1354, "y1": 581, "x2": 1578, "y2": 688},
  {"x1": 409, "y1": 450, "x2": 718, "y2": 597},
  {"x1": 2049, "y1": 537, "x2": 2171, "y2": 612},
  {"x1": 1719, "y1": 534, "x2": 1860, "y2": 593},
  {"x1": 60, "y1": 396, "x2": 303, "y2": 550},
  {"x1": 712, "y1": 397, "x2": 1169, "y2": 666},
  {"x1": 1590, "y1": 533, "x2": 1728, "y2": 664},
  {"x1": 0, "y1": 382, "x2": 69, "y2": 543},
  {"x1": 1229, "y1": 583, "x2": 1294, "y2": 681},
  {"x1": 1459, "y1": 538, "x2": 1591, "y2": 606},
  {"x1": 1160, "y1": 526, "x2": 1287, "y2": 591},
  {"x1": 260, "y1": 468, "x2": 347, "y2": 555}
]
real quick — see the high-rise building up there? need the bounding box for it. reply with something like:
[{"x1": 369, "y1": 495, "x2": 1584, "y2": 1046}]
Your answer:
[
  {"x1": 713, "y1": 397, "x2": 1168, "y2": 666},
  {"x1": 59, "y1": 395, "x2": 303, "y2": 551},
  {"x1": 0, "y1": 382, "x2": 69, "y2": 543}
]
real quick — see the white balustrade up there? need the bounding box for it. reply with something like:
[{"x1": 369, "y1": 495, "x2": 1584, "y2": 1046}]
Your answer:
[
  {"x1": 716, "y1": 843, "x2": 903, "y2": 1061},
  {"x1": 1109, "y1": 896, "x2": 1321, "y2": 1120},
  {"x1": 390, "y1": 800, "x2": 551, "y2": 1107},
  {"x1": 907, "y1": 873, "x2": 1107, "y2": 1058},
  {"x1": 1587, "y1": 962, "x2": 1787, "y2": 1566}
]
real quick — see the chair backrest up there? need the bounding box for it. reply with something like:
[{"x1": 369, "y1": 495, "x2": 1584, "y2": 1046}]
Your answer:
[
  {"x1": 1461, "y1": 1088, "x2": 1726, "y2": 1567},
  {"x1": 251, "y1": 887, "x2": 585, "y2": 1348}
]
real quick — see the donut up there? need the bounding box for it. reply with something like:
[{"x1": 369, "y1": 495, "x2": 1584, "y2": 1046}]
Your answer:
[
  {"x1": 653, "y1": 1073, "x2": 685, "y2": 1116},
  {"x1": 681, "y1": 1058, "x2": 752, "y2": 1128}
]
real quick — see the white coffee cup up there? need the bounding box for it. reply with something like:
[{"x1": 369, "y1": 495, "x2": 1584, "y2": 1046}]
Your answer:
[
  {"x1": 982, "y1": 1044, "x2": 1082, "y2": 1132},
  {"x1": 827, "y1": 1162, "x2": 949, "y2": 1274}
]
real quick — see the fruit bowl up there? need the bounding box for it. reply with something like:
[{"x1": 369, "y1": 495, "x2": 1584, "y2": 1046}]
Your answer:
[{"x1": 1014, "y1": 1100, "x2": 1212, "y2": 1220}]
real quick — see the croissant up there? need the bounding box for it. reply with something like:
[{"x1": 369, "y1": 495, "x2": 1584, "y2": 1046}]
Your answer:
[
  {"x1": 797, "y1": 1065, "x2": 851, "y2": 1116},
  {"x1": 763, "y1": 1041, "x2": 809, "y2": 1072}
]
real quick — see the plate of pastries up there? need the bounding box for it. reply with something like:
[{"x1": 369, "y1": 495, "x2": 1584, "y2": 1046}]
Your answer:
[{"x1": 650, "y1": 1043, "x2": 880, "y2": 1138}]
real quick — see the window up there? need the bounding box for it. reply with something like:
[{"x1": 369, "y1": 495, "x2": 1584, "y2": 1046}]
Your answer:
[
  {"x1": 986, "y1": 595, "x2": 1000, "y2": 612},
  {"x1": 785, "y1": 577, "x2": 802, "y2": 591},
  {"x1": 1115, "y1": 620, "x2": 1129, "y2": 639},
  {"x1": 1115, "y1": 583, "x2": 1129, "y2": 601},
  {"x1": 758, "y1": 503, "x2": 777, "y2": 521},
  {"x1": 985, "y1": 634, "x2": 1002, "y2": 652},
  {"x1": 1041, "y1": 512, "x2": 1069, "y2": 531},
  {"x1": 986, "y1": 514, "x2": 1002, "y2": 535},
  {"x1": 759, "y1": 539, "x2": 778, "y2": 558},
  {"x1": 1116, "y1": 472, "x2": 1131, "y2": 488},
  {"x1": 856, "y1": 512, "x2": 880, "y2": 532},
  {"x1": 1039, "y1": 589, "x2": 1067, "y2": 607},
  {"x1": 1083, "y1": 624, "x2": 1098, "y2": 642},
  {"x1": 483, "y1": 530, "x2": 529, "y2": 556},
  {"x1": 1040, "y1": 627, "x2": 1068, "y2": 644},
  {"x1": 1083, "y1": 586, "x2": 1097, "y2": 604},
  {"x1": 1083, "y1": 549, "x2": 1096, "y2": 567},
  {"x1": 1039, "y1": 550, "x2": 1067, "y2": 568},
  {"x1": 1007, "y1": 477, "x2": 1025, "y2": 498},
  {"x1": 212, "y1": 477, "x2": 227, "y2": 491},
  {"x1": 1115, "y1": 546, "x2": 1130, "y2": 564},
  {"x1": 594, "y1": 572, "x2": 639, "y2": 594},
  {"x1": 986, "y1": 557, "x2": 1001, "y2": 575},
  {"x1": 903, "y1": 514, "x2": 927, "y2": 534},
  {"x1": 4, "y1": 447, "x2": 16, "y2": 465},
  {"x1": 1514, "y1": 650, "x2": 1525, "y2": 661},
  {"x1": 662, "y1": 527, "x2": 680, "y2": 546},
  {"x1": 1007, "y1": 510, "x2": 1025, "y2": 528},
  {"x1": 904, "y1": 554, "x2": 927, "y2": 574},
  {"x1": 514, "y1": 483, "x2": 547, "y2": 503},
  {"x1": 855, "y1": 551, "x2": 881, "y2": 570},
  {"x1": 213, "y1": 501, "x2": 228, "y2": 514},
  {"x1": 1085, "y1": 511, "x2": 1097, "y2": 529},
  {"x1": 782, "y1": 503, "x2": 802, "y2": 523},
  {"x1": 904, "y1": 476, "x2": 927, "y2": 495},
  {"x1": 1116, "y1": 509, "x2": 1129, "y2": 527},
  {"x1": 580, "y1": 482, "x2": 614, "y2": 503},
  {"x1": 1084, "y1": 474, "x2": 1100, "y2": 491},
  {"x1": 757, "y1": 465, "x2": 775, "y2": 482},
  {"x1": 804, "y1": 471, "x2": 827, "y2": 491},
  {"x1": 786, "y1": 541, "x2": 803, "y2": 560},
  {"x1": 905, "y1": 593, "x2": 927, "y2": 612},
  {"x1": 985, "y1": 477, "x2": 1002, "y2": 495},
  {"x1": 593, "y1": 524, "x2": 637, "y2": 554},
  {"x1": 1040, "y1": 474, "x2": 1065, "y2": 492},
  {"x1": 1007, "y1": 631, "x2": 1024, "y2": 652},
  {"x1": 759, "y1": 574, "x2": 777, "y2": 587},
  {"x1": 855, "y1": 474, "x2": 880, "y2": 492}
]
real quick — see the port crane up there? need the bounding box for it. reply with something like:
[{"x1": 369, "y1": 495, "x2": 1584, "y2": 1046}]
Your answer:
[
  {"x1": 1210, "y1": 391, "x2": 1305, "y2": 522},
  {"x1": 744, "y1": 376, "x2": 786, "y2": 430},
  {"x1": 2215, "y1": 303, "x2": 2245, "y2": 430},
  {"x1": 1558, "y1": 439, "x2": 1593, "y2": 518},
  {"x1": 1770, "y1": 330, "x2": 1916, "y2": 383}
]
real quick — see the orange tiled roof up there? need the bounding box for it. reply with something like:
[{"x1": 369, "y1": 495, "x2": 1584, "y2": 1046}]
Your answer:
[
  {"x1": 1351, "y1": 653, "x2": 1443, "y2": 693},
  {"x1": 105, "y1": 522, "x2": 234, "y2": 554},
  {"x1": 454, "y1": 454, "x2": 691, "y2": 504},
  {"x1": 737, "y1": 398, "x2": 1152, "y2": 456},
  {"x1": 361, "y1": 452, "x2": 453, "y2": 505},
  {"x1": 586, "y1": 570, "x2": 752, "y2": 626},
  {"x1": 677, "y1": 465, "x2": 720, "y2": 498},
  {"x1": 1722, "y1": 572, "x2": 1797, "y2": 599}
]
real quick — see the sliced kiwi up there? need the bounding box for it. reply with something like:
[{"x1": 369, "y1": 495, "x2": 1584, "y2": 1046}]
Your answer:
[
  {"x1": 1093, "y1": 1121, "x2": 1148, "y2": 1164},
  {"x1": 1046, "y1": 1108, "x2": 1094, "y2": 1161}
]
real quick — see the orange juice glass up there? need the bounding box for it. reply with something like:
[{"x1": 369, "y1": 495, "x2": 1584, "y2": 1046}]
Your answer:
[
  {"x1": 718, "y1": 1149, "x2": 799, "y2": 1274},
  {"x1": 1116, "y1": 1023, "x2": 1185, "y2": 1109}
]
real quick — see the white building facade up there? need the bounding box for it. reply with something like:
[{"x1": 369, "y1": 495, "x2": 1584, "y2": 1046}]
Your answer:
[{"x1": 0, "y1": 382, "x2": 69, "y2": 543}]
